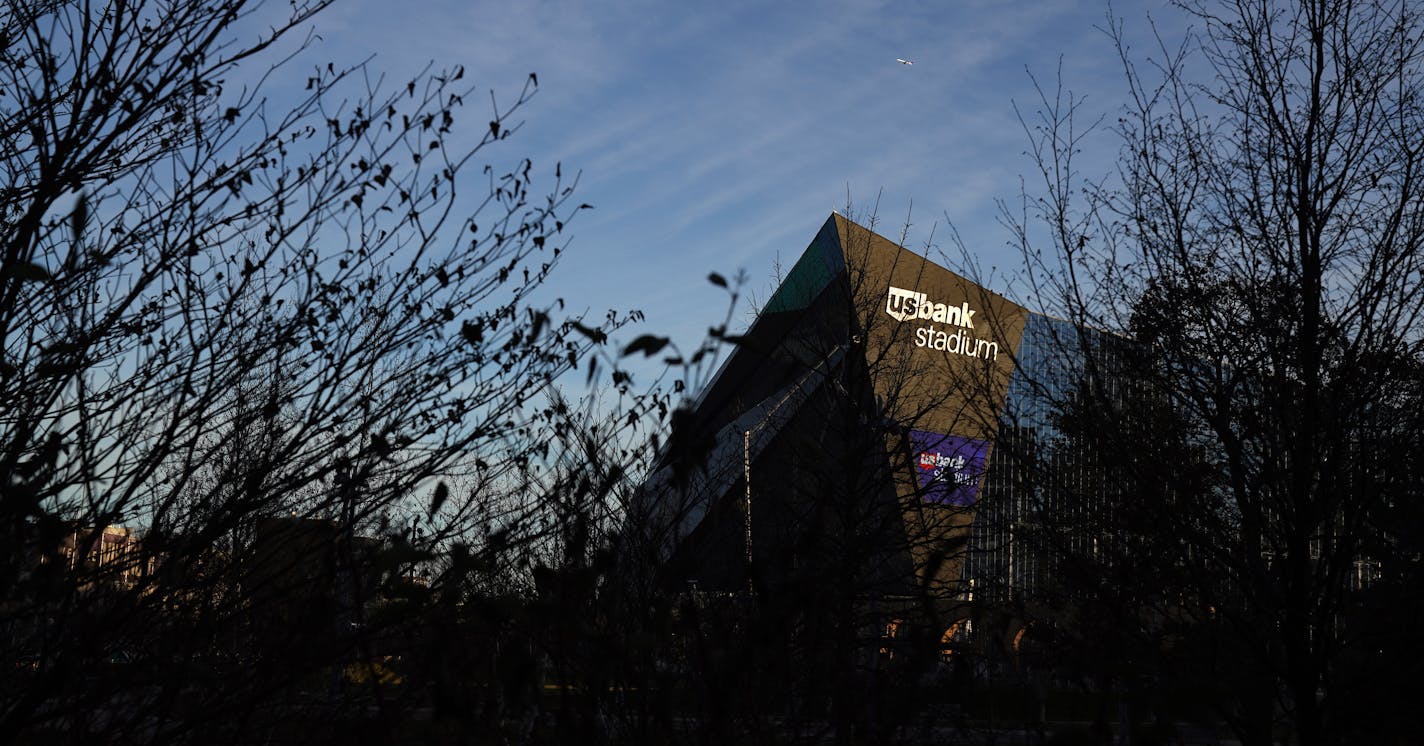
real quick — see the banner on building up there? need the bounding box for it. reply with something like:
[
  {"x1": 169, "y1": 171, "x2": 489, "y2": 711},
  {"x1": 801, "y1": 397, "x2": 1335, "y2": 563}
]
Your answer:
[{"x1": 909, "y1": 429, "x2": 989, "y2": 507}]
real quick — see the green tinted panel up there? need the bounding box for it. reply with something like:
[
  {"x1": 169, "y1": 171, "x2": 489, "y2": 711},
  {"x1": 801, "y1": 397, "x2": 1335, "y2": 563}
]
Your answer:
[{"x1": 763, "y1": 217, "x2": 846, "y2": 314}]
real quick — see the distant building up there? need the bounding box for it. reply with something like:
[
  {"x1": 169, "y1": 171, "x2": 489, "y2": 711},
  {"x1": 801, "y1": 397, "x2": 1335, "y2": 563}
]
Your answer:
[{"x1": 55, "y1": 524, "x2": 155, "y2": 592}]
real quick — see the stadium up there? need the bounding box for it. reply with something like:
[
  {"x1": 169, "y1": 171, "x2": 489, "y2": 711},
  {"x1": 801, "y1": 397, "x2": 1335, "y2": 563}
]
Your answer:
[{"x1": 635, "y1": 213, "x2": 1099, "y2": 661}]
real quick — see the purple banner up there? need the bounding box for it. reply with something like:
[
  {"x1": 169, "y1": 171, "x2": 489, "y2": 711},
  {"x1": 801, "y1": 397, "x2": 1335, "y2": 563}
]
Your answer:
[{"x1": 909, "y1": 430, "x2": 990, "y2": 506}]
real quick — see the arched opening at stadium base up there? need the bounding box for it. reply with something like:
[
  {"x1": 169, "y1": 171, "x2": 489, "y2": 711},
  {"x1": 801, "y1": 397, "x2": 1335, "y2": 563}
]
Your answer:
[
  {"x1": 939, "y1": 618, "x2": 971, "y2": 664},
  {"x1": 1011, "y1": 624, "x2": 1034, "y2": 670}
]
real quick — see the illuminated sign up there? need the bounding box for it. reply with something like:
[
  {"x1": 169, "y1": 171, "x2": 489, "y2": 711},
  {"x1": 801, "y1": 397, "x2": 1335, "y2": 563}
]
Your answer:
[
  {"x1": 885, "y1": 286, "x2": 977, "y2": 327},
  {"x1": 885, "y1": 286, "x2": 999, "y2": 361},
  {"x1": 910, "y1": 429, "x2": 989, "y2": 506}
]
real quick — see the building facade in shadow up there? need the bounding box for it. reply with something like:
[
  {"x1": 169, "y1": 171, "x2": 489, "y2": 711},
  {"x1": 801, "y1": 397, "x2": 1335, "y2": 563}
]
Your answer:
[{"x1": 634, "y1": 214, "x2": 1096, "y2": 677}]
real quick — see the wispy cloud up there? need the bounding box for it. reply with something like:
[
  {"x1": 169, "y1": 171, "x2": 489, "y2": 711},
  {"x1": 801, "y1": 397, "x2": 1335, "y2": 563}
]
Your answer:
[{"x1": 292, "y1": 0, "x2": 1182, "y2": 347}]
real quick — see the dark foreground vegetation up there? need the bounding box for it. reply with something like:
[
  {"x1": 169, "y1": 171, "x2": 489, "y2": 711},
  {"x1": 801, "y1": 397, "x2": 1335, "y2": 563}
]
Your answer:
[{"x1": 2, "y1": 0, "x2": 1422, "y2": 744}]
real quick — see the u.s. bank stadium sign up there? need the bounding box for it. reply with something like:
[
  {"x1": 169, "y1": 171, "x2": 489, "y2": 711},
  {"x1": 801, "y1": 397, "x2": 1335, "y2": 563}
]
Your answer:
[{"x1": 885, "y1": 286, "x2": 1000, "y2": 361}]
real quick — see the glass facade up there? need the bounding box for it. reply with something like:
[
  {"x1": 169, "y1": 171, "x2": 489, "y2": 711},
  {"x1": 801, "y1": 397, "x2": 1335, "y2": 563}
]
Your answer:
[{"x1": 964, "y1": 313, "x2": 1129, "y2": 605}]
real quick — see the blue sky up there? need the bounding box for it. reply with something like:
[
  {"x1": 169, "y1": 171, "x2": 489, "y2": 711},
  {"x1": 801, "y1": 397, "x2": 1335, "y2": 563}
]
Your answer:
[{"x1": 288, "y1": 0, "x2": 1189, "y2": 361}]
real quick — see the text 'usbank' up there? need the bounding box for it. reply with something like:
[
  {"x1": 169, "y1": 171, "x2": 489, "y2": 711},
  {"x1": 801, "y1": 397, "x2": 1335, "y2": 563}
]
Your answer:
[
  {"x1": 885, "y1": 286, "x2": 976, "y2": 327},
  {"x1": 885, "y1": 286, "x2": 999, "y2": 361}
]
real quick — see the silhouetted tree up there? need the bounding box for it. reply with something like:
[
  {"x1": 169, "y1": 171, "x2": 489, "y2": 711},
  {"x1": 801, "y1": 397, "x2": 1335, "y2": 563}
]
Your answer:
[
  {"x1": 0, "y1": 0, "x2": 627, "y2": 741},
  {"x1": 1009, "y1": 1, "x2": 1424, "y2": 743}
]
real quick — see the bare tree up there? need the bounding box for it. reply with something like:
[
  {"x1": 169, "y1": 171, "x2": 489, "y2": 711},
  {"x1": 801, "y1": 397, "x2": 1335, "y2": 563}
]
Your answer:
[
  {"x1": 0, "y1": 0, "x2": 631, "y2": 741},
  {"x1": 1008, "y1": 1, "x2": 1424, "y2": 743}
]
